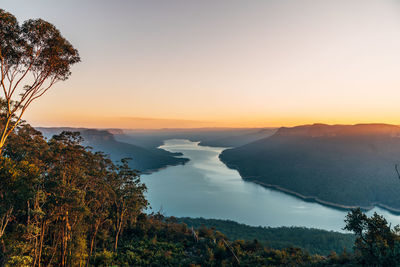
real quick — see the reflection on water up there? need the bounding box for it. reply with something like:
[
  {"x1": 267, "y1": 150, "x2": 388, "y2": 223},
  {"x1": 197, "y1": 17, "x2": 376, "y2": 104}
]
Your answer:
[{"x1": 143, "y1": 139, "x2": 400, "y2": 231}]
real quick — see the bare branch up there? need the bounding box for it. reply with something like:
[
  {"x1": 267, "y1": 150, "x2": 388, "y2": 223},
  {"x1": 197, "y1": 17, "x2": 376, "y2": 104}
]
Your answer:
[{"x1": 9, "y1": 47, "x2": 41, "y2": 98}]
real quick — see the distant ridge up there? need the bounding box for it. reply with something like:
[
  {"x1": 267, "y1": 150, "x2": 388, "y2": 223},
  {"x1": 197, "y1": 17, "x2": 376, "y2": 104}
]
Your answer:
[
  {"x1": 276, "y1": 123, "x2": 400, "y2": 137},
  {"x1": 220, "y1": 123, "x2": 400, "y2": 212},
  {"x1": 37, "y1": 127, "x2": 124, "y2": 137},
  {"x1": 36, "y1": 127, "x2": 188, "y2": 173}
]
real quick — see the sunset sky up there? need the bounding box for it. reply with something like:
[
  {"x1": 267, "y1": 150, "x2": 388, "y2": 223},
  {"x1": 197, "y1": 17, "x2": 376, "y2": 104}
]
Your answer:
[{"x1": 3, "y1": 0, "x2": 400, "y2": 128}]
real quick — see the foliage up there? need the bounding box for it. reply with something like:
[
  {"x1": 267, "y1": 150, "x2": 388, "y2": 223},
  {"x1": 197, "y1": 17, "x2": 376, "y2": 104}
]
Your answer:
[
  {"x1": 0, "y1": 120, "x2": 360, "y2": 266},
  {"x1": 0, "y1": 123, "x2": 146, "y2": 266},
  {"x1": 72, "y1": 129, "x2": 189, "y2": 173},
  {"x1": 344, "y1": 208, "x2": 400, "y2": 266},
  {"x1": 220, "y1": 124, "x2": 400, "y2": 210},
  {"x1": 178, "y1": 217, "x2": 355, "y2": 255},
  {"x1": 91, "y1": 214, "x2": 340, "y2": 267},
  {"x1": 0, "y1": 9, "x2": 80, "y2": 151},
  {"x1": 2, "y1": 8, "x2": 395, "y2": 267},
  {"x1": 37, "y1": 128, "x2": 189, "y2": 173}
]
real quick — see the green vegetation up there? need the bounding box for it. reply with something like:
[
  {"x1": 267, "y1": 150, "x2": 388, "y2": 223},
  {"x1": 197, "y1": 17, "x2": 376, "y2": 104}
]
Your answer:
[
  {"x1": 92, "y1": 214, "x2": 333, "y2": 267},
  {"x1": 0, "y1": 98, "x2": 399, "y2": 267},
  {"x1": 220, "y1": 123, "x2": 400, "y2": 211},
  {"x1": 0, "y1": 9, "x2": 80, "y2": 152},
  {"x1": 3, "y1": 9, "x2": 400, "y2": 266},
  {"x1": 114, "y1": 128, "x2": 276, "y2": 149},
  {"x1": 344, "y1": 208, "x2": 400, "y2": 266},
  {"x1": 0, "y1": 123, "x2": 148, "y2": 266},
  {"x1": 0, "y1": 121, "x2": 349, "y2": 266},
  {"x1": 38, "y1": 127, "x2": 188, "y2": 173},
  {"x1": 37, "y1": 126, "x2": 277, "y2": 173},
  {"x1": 178, "y1": 217, "x2": 355, "y2": 255},
  {"x1": 0, "y1": 117, "x2": 384, "y2": 266}
]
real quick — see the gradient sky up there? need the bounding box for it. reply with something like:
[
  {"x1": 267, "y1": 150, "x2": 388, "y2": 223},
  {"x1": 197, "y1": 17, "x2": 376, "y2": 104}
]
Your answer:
[{"x1": 2, "y1": 0, "x2": 400, "y2": 128}]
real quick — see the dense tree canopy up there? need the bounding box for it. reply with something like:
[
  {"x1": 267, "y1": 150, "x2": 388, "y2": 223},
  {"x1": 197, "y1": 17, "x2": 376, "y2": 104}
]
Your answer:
[
  {"x1": 2, "y1": 8, "x2": 400, "y2": 267},
  {"x1": 178, "y1": 217, "x2": 355, "y2": 255},
  {"x1": 0, "y1": 118, "x2": 373, "y2": 266},
  {"x1": 0, "y1": 122, "x2": 147, "y2": 266}
]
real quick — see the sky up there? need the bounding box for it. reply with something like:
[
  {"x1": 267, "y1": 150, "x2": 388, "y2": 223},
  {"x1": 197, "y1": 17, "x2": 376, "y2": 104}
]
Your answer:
[{"x1": 2, "y1": 0, "x2": 400, "y2": 128}]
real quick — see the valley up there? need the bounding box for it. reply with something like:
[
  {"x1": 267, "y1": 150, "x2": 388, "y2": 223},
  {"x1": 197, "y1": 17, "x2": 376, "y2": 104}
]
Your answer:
[
  {"x1": 38, "y1": 124, "x2": 400, "y2": 215},
  {"x1": 220, "y1": 123, "x2": 400, "y2": 212}
]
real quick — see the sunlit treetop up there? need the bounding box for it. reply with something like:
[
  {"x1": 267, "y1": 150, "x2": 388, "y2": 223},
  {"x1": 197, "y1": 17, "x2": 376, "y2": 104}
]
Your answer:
[{"x1": 0, "y1": 9, "x2": 80, "y2": 151}]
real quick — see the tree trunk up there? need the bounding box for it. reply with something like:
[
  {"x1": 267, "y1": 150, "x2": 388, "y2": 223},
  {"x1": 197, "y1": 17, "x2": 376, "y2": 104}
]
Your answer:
[
  {"x1": 33, "y1": 235, "x2": 39, "y2": 267},
  {"x1": 114, "y1": 213, "x2": 124, "y2": 252},
  {"x1": 61, "y1": 212, "x2": 70, "y2": 267},
  {"x1": 37, "y1": 221, "x2": 46, "y2": 267},
  {"x1": 0, "y1": 207, "x2": 13, "y2": 240},
  {"x1": 87, "y1": 220, "x2": 100, "y2": 266}
]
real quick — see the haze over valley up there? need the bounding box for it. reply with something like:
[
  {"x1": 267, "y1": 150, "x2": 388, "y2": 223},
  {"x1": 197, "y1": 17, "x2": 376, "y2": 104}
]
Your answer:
[
  {"x1": 3, "y1": 1, "x2": 400, "y2": 265},
  {"x1": 37, "y1": 123, "x2": 400, "y2": 216}
]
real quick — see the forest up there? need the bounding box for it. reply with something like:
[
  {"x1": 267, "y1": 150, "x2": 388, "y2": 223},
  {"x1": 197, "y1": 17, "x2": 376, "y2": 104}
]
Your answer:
[
  {"x1": 220, "y1": 123, "x2": 400, "y2": 211},
  {"x1": 1, "y1": 119, "x2": 400, "y2": 266},
  {"x1": 177, "y1": 217, "x2": 355, "y2": 255},
  {"x1": 37, "y1": 128, "x2": 188, "y2": 173},
  {"x1": 2, "y1": 8, "x2": 400, "y2": 266},
  {"x1": 0, "y1": 121, "x2": 330, "y2": 266}
]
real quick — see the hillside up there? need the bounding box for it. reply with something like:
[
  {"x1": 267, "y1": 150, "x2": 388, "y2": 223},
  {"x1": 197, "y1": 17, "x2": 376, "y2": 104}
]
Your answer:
[
  {"x1": 37, "y1": 127, "x2": 188, "y2": 173},
  {"x1": 1, "y1": 123, "x2": 393, "y2": 266},
  {"x1": 198, "y1": 128, "x2": 276, "y2": 147},
  {"x1": 178, "y1": 217, "x2": 355, "y2": 255},
  {"x1": 220, "y1": 123, "x2": 400, "y2": 211},
  {"x1": 114, "y1": 128, "x2": 275, "y2": 149}
]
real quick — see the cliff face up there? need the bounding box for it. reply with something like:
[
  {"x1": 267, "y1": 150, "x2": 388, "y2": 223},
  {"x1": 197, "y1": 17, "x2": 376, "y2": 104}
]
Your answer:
[
  {"x1": 220, "y1": 123, "x2": 400, "y2": 211},
  {"x1": 80, "y1": 129, "x2": 115, "y2": 142}
]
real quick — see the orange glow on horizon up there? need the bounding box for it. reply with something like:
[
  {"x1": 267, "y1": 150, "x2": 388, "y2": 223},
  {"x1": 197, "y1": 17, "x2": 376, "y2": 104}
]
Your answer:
[
  {"x1": 5, "y1": 1, "x2": 400, "y2": 130},
  {"x1": 26, "y1": 113, "x2": 400, "y2": 129}
]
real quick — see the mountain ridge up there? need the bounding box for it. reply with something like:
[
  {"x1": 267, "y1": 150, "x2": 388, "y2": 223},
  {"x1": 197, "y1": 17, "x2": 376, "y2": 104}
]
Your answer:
[
  {"x1": 220, "y1": 123, "x2": 400, "y2": 212},
  {"x1": 37, "y1": 127, "x2": 188, "y2": 173},
  {"x1": 275, "y1": 123, "x2": 400, "y2": 137}
]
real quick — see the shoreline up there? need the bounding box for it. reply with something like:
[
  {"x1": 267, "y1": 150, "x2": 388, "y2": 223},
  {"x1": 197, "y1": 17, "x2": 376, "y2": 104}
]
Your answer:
[
  {"x1": 248, "y1": 179, "x2": 400, "y2": 215},
  {"x1": 139, "y1": 145, "x2": 190, "y2": 175},
  {"x1": 220, "y1": 157, "x2": 400, "y2": 216},
  {"x1": 140, "y1": 157, "x2": 189, "y2": 175}
]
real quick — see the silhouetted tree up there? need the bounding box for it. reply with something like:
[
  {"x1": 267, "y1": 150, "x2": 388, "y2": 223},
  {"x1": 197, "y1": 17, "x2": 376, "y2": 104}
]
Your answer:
[{"x1": 344, "y1": 208, "x2": 400, "y2": 266}]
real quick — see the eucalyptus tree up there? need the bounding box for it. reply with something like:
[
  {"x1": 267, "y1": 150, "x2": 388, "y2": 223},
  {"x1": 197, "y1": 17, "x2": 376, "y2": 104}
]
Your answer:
[
  {"x1": 0, "y1": 9, "x2": 80, "y2": 152},
  {"x1": 111, "y1": 159, "x2": 148, "y2": 251}
]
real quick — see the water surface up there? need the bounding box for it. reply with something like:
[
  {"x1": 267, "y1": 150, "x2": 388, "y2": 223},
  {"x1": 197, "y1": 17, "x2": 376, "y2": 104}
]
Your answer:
[{"x1": 143, "y1": 139, "x2": 400, "y2": 231}]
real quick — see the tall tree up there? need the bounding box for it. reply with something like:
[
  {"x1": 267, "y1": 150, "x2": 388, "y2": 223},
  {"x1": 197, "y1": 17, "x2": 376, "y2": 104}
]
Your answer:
[{"x1": 0, "y1": 9, "x2": 80, "y2": 152}]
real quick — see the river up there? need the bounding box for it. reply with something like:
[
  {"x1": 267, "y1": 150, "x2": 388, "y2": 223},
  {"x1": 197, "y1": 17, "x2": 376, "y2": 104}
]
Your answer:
[{"x1": 142, "y1": 139, "x2": 400, "y2": 232}]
